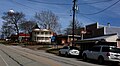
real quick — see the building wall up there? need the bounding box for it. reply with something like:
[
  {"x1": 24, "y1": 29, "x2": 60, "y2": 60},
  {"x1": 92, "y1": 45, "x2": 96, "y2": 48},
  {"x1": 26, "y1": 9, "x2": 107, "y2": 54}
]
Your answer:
[
  {"x1": 92, "y1": 27, "x2": 104, "y2": 37},
  {"x1": 86, "y1": 22, "x2": 98, "y2": 31},
  {"x1": 105, "y1": 34, "x2": 118, "y2": 42},
  {"x1": 105, "y1": 27, "x2": 120, "y2": 35},
  {"x1": 32, "y1": 29, "x2": 53, "y2": 43},
  {"x1": 85, "y1": 23, "x2": 120, "y2": 39},
  {"x1": 85, "y1": 23, "x2": 104, "y2": 38},
  {"x1": 104, "y1": 26, "x2": 120, "y2": 46},
  {"x1": 117, "y1": 41, "x2": 120, "y2": 48}
]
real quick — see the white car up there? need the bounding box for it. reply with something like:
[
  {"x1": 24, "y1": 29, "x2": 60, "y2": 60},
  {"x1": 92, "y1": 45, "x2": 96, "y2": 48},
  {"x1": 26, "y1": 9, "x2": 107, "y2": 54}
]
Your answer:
[
  {"x1": 59, "y1": 46, "x2": 80, "y2": 56},
  {"x1": 82, "y1": 45, "x2": 120, "y2": 64}
]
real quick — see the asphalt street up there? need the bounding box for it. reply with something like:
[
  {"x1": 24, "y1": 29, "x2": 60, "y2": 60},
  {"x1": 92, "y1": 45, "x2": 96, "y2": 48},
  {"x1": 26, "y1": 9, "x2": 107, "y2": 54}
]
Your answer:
[{"x1": 0, "y1": 44, "x2": 106, "y2": 66}]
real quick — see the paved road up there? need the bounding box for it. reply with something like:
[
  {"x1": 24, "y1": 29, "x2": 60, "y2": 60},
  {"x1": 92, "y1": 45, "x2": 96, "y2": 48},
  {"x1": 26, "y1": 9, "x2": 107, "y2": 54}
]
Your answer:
[{"x1": 0, "y1": 44, "x2": 106, "y2": 66}]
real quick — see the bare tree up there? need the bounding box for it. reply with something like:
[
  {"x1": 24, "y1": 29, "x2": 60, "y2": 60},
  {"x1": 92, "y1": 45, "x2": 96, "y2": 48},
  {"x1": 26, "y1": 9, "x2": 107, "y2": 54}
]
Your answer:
[
  {"x1": 64, "y1": 20, "x2": 83, "y2": 35},
  {"x1": 1, "y1": 21, "x2": 15, "y2": 39},
  {"x1": 35, "y1": 10, "x2": 61, "y2": 33},
  {"x1": 69, "y1": 20, "x2": 83, "y2": 29},
  {"x1": 19, "y1": 20, "x2": 36, "y2": 33},
  {"x1": 2, "y1": 11, "x2": 25, "y2": 41}
]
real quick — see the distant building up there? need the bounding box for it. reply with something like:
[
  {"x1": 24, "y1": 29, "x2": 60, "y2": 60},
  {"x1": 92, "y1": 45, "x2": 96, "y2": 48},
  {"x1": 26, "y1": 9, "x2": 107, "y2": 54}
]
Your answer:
[
  {"x1": 19, "y1": 33, "x2": 30, "y2": 42},
  {"x1": 9, "y1": 33, "x2": 30, "y2": 42},
  {"x1": 75, "y1": 22, "x2": 120, "y2": 48},
  {"x1": 84, "y1": 22, "x2": 120, "y2": 38},
  {"x1": 32, "y1": 24, "x2": 53, "y2": 43},
  {"x1": 57, "y1": 35, "x2": 81, "y2": 44}
]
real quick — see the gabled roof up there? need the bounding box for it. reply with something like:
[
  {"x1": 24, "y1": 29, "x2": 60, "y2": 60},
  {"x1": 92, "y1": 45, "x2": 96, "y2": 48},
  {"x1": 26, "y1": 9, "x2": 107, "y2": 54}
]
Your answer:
[{"x1": 32, "y1": 24, "x2": 40, "y2": 29}]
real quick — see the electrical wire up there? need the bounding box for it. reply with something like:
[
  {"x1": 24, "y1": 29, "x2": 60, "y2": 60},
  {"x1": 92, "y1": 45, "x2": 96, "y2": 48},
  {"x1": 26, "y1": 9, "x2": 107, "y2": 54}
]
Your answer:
[
  {"x1": 27, "y1": 0, "x2": 71, "y2": 5},
  {"x1": 27, "y1": 0, "x2": 112, "y2": 5},
  {"x1": 10, "y1": 0, "x2": 116, "y2": 16},
  {"x1": 11, "y1": 0, "x2": 39, "y2": 11},
  {"x1": 78, "y1": 0, "x2": 113, "y2": 5},
  {"x1": 79, "y1": 13, "x2": 98, "y2": 22},
  {"x1": 79, "y1": 0, "x2": 120, "y2": 15}
]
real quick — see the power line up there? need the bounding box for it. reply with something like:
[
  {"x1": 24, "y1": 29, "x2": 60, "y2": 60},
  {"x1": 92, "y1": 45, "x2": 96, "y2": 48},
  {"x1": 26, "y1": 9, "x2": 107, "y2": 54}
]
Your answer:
[
  {"x1": 10, "y1": 0, "x2": 116, "y2": 15},
  {"x1": 11, "y1": 0, "x2": 39, "y2": 11},
  {"x1": 78, "y1": 0, "x2": 113, "y2": 5},
  {"x1": 27, "y1": 0, "x2": 112, "y2": 5},
  {"x1": 79, "y1": 0, "x2": 120, "y2": 15},
  {"x1": 27, "y1": 0, "x2": 71, "y2": 5},
  {"x1": 80, "y1": 14, "x2": 98, "y2": 22}
]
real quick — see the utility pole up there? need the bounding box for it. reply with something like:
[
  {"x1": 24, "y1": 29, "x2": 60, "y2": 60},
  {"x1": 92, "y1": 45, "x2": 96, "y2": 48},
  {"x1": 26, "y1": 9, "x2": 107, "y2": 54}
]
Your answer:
[{"x1": 72, "y1": 0, "x2": 77, "y2": 46}]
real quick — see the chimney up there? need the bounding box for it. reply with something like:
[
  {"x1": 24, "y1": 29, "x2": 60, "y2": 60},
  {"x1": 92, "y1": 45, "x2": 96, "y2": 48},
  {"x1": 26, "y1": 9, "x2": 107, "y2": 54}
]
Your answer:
[
  {"x1": 46, "y1": 25, "x2": 49, "y2": 29},
  {"x1": 107, "y1": 23, "x2": 110, "y2": 27}
]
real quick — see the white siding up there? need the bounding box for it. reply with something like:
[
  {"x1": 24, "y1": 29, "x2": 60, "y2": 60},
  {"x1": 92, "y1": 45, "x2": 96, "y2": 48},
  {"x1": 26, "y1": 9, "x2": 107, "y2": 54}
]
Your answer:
[
  {"x1": 105, "y1": 35, "x2": 118, "y2": 42},
  {"x1": 32, "y1": 29, "x2": 53, "y2": 43}
]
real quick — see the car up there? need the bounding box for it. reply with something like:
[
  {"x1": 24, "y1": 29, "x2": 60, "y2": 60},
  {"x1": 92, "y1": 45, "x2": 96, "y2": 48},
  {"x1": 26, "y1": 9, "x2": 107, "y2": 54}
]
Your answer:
[
  {"x1": 82, "y1": 45, "x2": 120, "y2": 64},
  {"x1": 59, "y1": 46, "x2": 80, "y2": 56}
]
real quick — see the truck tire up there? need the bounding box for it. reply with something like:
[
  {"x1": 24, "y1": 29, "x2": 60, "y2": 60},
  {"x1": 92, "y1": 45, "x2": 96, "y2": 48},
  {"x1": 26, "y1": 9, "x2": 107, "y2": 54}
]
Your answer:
[
  {"x1": 83, "y1": 54, "x2": 87, "y2": 61},
  {"x1": 98, "y1": 56, "x2": 104, "y2": 65}
]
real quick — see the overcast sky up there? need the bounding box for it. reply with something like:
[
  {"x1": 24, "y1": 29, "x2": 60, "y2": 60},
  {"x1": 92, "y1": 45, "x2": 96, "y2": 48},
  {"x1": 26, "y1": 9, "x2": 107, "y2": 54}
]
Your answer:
[{"x1": 0, "y1": 0, "x2": 120, "y2": 30}]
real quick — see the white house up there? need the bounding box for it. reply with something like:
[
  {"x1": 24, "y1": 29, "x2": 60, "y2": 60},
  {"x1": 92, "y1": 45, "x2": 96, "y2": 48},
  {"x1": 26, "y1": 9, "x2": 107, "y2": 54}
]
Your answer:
[{"x1": 32, "y1": 24, "x2": 53, "y2": 43}]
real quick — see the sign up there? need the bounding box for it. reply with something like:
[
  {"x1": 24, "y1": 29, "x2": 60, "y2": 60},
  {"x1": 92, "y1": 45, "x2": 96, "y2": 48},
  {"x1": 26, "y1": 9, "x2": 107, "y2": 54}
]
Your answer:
[
  {"x1": 81, "y1": 31, "x2": 86, "y2": 34},
  {"x1": 51, "y1": 36, "x2": 56, "y2": 42}
]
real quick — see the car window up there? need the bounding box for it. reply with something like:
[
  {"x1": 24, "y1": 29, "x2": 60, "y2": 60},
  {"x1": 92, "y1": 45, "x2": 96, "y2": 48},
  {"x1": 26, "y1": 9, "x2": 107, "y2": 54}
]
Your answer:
[
  {"x1": 70, "y1": 46, "x2": 79, "y2": 50},
  {"x1": 90, "y1": 47, "x2": 101, "y2": 52},
  {"x1": 102, "y1": 47, "x2": 110, "y2": 52},
  {"x1": 110, "y1": 48, "x2": 120, "y2": 53},
  {"x1": 63, "y1": 46, "x2": 68, "y2": 49}
]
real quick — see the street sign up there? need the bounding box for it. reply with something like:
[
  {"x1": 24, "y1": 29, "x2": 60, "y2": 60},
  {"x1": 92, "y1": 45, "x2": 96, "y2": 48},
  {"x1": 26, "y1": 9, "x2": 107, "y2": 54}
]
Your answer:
[{"x1": 51, "y1": 36, "x2": 56, "y2": 42}]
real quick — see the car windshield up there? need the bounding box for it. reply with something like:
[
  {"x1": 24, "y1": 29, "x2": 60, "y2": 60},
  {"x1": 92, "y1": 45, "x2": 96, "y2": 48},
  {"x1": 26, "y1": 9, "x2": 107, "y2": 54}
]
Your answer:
[
  {"x1": 110, "y1": 48, "x2": 120, "y2": 53},
  {"x1": 70, "y1": 46, "x2": 79, "y2": 50},
  {"x1": 102, "y1": 47, "x2": 120, "y2": 53}
]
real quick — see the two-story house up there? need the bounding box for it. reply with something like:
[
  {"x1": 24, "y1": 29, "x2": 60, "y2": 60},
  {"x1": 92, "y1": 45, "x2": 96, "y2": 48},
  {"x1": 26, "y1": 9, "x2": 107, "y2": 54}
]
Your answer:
[{"x1": 32, "y1": 24, "x2": 53, "y2": 43}]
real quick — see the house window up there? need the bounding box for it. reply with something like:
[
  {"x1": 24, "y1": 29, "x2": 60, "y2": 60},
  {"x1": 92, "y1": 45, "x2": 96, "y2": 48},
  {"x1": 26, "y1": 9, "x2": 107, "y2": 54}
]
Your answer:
[
  {"x1": 41, "y1": 32, "x2": 44, "y2": 35},
  {"x1": 48, "y1": 32, "x2": 51, "y2": 35},
  {"x1": 37, "y1": 32, "x2": 39, "y2": 34},
  {"x1": 45, "y1": 32, "x2": 48, "y2": 35},
  {"x1": 34, "y1": 32, "x2": 36, "y2": 35},
  {"x1": 45, "y1": 37, "x2": 49, "y2": 40},
  {"x1": 34, "y1": 37, "x2": 36, "y2": 40}
]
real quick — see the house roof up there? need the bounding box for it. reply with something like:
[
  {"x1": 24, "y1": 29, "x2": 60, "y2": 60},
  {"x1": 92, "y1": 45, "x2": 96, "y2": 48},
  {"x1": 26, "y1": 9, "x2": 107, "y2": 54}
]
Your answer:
[
  {"x1": 32, "y1": 24, "x2": 40, "y2": 29},
  {"x1": 84, "y1": 33, "x2": 117, "y2": 41}
]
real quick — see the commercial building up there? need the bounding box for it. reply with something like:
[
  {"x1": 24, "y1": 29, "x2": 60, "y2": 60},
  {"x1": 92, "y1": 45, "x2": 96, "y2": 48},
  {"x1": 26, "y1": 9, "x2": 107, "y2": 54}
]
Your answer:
[{"x1": 75, "y1": 22, "x2": 120, "y2": 48}]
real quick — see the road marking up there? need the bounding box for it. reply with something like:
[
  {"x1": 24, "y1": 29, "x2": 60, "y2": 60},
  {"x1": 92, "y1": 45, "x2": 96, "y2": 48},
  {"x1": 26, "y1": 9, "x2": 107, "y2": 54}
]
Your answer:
[{"x1": 0, "y1": 54, "x2": 9, "y2": 66}]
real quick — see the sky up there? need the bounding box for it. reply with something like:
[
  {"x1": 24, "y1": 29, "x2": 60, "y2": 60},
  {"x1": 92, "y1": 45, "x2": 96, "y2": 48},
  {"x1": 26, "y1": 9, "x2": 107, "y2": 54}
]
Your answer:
[{"x1": 0, "y1": 0, "x2": 120, "y2": 30}]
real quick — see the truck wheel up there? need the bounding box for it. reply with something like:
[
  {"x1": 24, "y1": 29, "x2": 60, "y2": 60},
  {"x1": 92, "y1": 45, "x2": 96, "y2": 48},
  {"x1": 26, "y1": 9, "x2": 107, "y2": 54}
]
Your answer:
[
  {"x1": 83, "y1": 54, "x2": 87, "y2": 61},
  {"x1": 65, "y1": 52, "x2": 68, "y2": 57},
  {"x1": 98, "y1": 56, "x2": 104, "y2": 65},
  {"x1": 59, "y1": 51, "x2": 61, "y2": 56}
]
